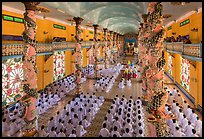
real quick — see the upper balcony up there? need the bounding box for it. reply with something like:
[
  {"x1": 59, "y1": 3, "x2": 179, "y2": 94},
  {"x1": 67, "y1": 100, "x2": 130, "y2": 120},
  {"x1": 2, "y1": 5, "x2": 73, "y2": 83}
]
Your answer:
[{"x1": 164, "y1": 42, "x2": 202, "y2": 62}]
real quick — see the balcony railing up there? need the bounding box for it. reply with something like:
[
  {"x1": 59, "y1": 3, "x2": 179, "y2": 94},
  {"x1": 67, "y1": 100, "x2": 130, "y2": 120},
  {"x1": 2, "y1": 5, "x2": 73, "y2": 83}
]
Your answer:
[
  {"x1": 164, "y1": 42, "x2": 202, "y2": 58},
  {"x1": 2, "y1": 41, "x2": 96, "y2": 56}
]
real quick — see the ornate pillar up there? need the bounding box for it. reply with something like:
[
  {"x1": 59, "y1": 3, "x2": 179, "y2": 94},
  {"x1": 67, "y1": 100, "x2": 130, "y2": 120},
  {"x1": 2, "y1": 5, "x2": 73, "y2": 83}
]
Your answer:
[
  {"x1": 103, "y1": 28, "x2": 108, "y2": 69},
  {"x1": 138, "y1": 2, "x2": 170, "y2": 137},
  {"x1": 20, "y1": 2, "x2": 40, "y2": 137},
  {"x1": 109, "y1": 31, "x2": 113, "y2": 64},
  {"x1": 93, "y1": 24, "x2": 99, "y2": 79},
  {"x1": 73, "y1": 17, "x2": 83, "y2": 94}
]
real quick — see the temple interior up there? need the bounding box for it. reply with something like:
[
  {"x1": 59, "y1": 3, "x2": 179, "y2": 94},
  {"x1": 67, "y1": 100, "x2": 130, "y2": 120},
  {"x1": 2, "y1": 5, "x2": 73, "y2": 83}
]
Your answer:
[{"x1": 2, "y1": 2, "x2": 202, "y2": 137}]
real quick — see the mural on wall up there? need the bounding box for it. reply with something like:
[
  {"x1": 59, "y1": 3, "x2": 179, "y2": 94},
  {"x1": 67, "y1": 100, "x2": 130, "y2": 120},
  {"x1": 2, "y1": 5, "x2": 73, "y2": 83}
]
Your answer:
[
  {"x1": 168, "y1": 55, "x2": 173, "y2": 75},
  {"x1": 2, "y1": 57, "x2": 24, "y2": 107},
  {"x1": 53, "y1": 51, "x2": 65, "y2": 81},
  {"x1": 180, "y1": 58, "x2": 190, "y2": 91}
]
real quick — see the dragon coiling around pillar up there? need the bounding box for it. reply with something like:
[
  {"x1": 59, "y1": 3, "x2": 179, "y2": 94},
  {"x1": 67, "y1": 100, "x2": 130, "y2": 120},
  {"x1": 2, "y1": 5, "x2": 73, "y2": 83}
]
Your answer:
[
  {"x1": 138, "y1": 2, "x2": 174, "y2": 137},
  {"x1": 73, "y1": 17, "x2": 83, "y2": 94},
  {"x1": 18, "y1": 2, "x2": 40, "y2": 137}
]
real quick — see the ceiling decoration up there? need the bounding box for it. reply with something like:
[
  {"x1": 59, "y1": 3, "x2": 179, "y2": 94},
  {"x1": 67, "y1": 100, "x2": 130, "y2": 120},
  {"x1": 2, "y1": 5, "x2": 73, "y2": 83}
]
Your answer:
[{"x1": 42, "y1": 2, "x2": 148, "y2": 35}]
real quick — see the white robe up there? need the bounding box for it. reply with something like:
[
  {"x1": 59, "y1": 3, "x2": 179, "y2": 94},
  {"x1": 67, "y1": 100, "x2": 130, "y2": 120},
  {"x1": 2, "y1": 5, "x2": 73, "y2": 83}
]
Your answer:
[
  {"x1": 76, "y1": 125, "x2": 86, "y2": 137},
  {"x1": 99, "y1": 128, "x2": 110, "y2": 137}
]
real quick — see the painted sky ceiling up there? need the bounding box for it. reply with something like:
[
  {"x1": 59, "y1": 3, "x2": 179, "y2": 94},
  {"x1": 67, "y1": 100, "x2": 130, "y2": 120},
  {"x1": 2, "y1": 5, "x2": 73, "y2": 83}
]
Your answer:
[{"x1": 43, "y1": 2, "x2": 148, "y2": 35}]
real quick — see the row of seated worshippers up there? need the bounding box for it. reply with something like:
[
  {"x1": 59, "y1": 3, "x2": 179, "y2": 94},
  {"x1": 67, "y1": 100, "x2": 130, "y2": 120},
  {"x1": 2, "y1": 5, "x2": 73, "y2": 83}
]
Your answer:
[
  {"x1": 99, "y1": 95, "x2": 145, "y2": 137},
  {"x1": 36, "y1": 74, "x2": 78, "y2": 115},
  {"x1": 82, "y1": 65, "x2": 94, "y2": 77},
  {"x1": 164, "y1": 87, "x2": 202, "y2": 137},
  {"x1": 118, "y1": 78, "x2": 132, "y2": 89},
  {"x1": 38, "y1": 93, "x2": 105, "y2": 137},
  {"x1": 95, "y1": 63, "x2": 123, "y2": 93},
  {"x1": 2, "y1": 103, "x2": 26, "y2": 137}
]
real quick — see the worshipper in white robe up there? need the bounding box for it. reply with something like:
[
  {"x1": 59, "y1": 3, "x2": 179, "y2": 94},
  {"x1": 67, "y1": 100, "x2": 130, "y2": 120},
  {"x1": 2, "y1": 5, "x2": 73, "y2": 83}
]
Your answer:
[
  {"x1": 61, "y1": 106, "x2": 67, "y2": 120},
  {"x1": 57, "y1": 129, "x2": 66, "y2": 137},
  {"x1": 122, "y1": 128, "x2": 132, "y2": 137},
  {"x1": 190, "y1": 129, "x2": 199, "y2": 137},
  {"x1": 4, "y1": 110, "x2": 10, "y2": 123},
  {"x1": 82, "y1": 116, "x2": 91, "y2": 128},
  {"x1": 126, "y1": 79, "x2": 132, "y2": 86},
  {"x1": 182, "y1": 100, "x2": 188, "y2": 111},
  {"x1": 171, "y1": 88, "x2": 177, "y2": 96},
  {"x1": 189, "y1": 110, "x2": 198, "y2": 126},
  {"x1": 185, "y1": 105, "x2": 192, "y2": 120},
  {"x1": 124, "y1": 119, "x2": 133, "y2": 134},
  {"x1": 2, "y1": 118, "x2": 10, "y2": 137},
  {"x1": 110, "y1": 126, "x2": 121, "y2": 137},
  {"x1": 78, "y1": 108, "x2": 84, "y2": 122},
  {"x1": 93, "y1": 100, "x2": 99, "y2": 112},
  {"x1": 9, "y1": 119, "x2": 19, "y2": 136},
  {"x1": 184, "y1": 121, "x2": 194, "y2": 136},
  {"x1": 59, "y1": 90, "x2": 66, "y2": 98},
  {"x1": 48, "y1": 127, "x2": 57, "y2": 137},
  {"x1": 136, "y1": 122, "x2": 144, "y2": 135},
  {"x1": 69, "y1": 130, "x2": 77, "y2": 137},
  {"x1": 167, "y1": 93, "x2": 174, "y2": 105},
  {"x1": 54, "y1": 92, "x2": 61, "y2": 102},
  {"x1": 55, "y1": 111, "x2": 60, "y2": 127},
  {"x1": 76, "y1": 121, "x2": 86, "y2": 137},
  {"x1": 39, "y1": 125, "x2": 49, "y2": 137},
  {"x1": 173, "y1": 126, "x2": 185, "y2": 137},
  {"x1": 106, "y1": 110, "x2": 114, "y2": 124},
  {"x1": 174, "y1": 90, "x2": 179, "y2": 100},
  {"x1": 56, "y1": 119, "x2": 63, "y2": 134},
  {"x1": 136, "y1": 129, "x2": 144, "y2": 137},
  {"x1": 113, "y1": 117, "x2": 122, "y2": 130},
  {"x1": 118, "y1": 80, "x2": 125, "y2": 89},
  {"x1": 99, "y1": 123, "x2": 110, "y2": 137},
  {"x1": 177, "y1": 94, "x2": 184, "y2": 105},
  {"x1": 72, "y1": 114, "x2": 79, "y2": 128},
  {"x1": 177, "y1": 109, "x2": 184, "y2": 124},
  {"x1": 47, "y1": 117, "x2": 55, "y2": 132},
  {"x1": 194, "y1": 117, "x2": 202, "y2": 133},
  {"x1": 65, "y1": 120, "x2": 73, "y2": 136},
  {"x1": 170, "y1": 119, "x2": 179, "y2": 134},
  {"x1": 102, "y1": 117, "x2": 111, "y2": 131}
]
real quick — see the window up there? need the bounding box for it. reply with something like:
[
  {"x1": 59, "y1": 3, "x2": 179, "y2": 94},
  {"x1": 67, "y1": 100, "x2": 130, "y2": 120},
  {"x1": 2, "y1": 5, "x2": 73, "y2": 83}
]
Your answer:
[
  {"x1": 2, "y1": 58, "x2": 24, "y2": 107},
  {"x1": 168, "y1": 55, "x2": 173, "y2": 75},
  {"x1": 180, "y1": 58, "x2": 190, "y2": 91},
  {"x1": 53, "y1": 51, "x2": 65, "y2": 81}
]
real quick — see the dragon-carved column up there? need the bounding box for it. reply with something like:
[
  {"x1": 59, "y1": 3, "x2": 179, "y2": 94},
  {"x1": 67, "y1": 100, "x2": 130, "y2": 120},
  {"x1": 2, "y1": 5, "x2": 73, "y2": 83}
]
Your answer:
[
  {"x1": 20, "y1": 2, "x2": 40, "y2": 137},
  {"x1": 93, "y1": 24, "x2": 99, "y2": 79},
  {"x1": 73, "y1": 17, "x2": 83, "y2": 94},
  {"x1": 138, "y1": 2, "x2": 172, "y2": 137},
  {"x1": 109, "y1": 31, "x2": 113, "y2": 64},
  {"x1": 103, "y1": 28, "x2": 108, "y2": 69}
]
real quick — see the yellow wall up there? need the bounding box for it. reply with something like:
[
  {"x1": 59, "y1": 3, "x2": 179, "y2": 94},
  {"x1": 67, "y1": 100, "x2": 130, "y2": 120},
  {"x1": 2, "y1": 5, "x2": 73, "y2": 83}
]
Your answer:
[
  {"x1": 165, "y1": 11, "x2": 202, "y2": 43},
  {"x1": 43, "y1": 56, "x2": 54, "y2": 87},
  {"x1": 165, "y1": 51, "x2": 202, "y2": 108},
  {"x1": 36, "y1": 55, "x2": 44, "y2": 91},
  {"x1": 173, "y1": 54, "x2": 181, "y2": 83},
  {"x1": 65, "y1": 51, "x2": 73, "y2": 75},
  {"x1": 197, "y1": 62, "x2": 202, "y2": 107}
]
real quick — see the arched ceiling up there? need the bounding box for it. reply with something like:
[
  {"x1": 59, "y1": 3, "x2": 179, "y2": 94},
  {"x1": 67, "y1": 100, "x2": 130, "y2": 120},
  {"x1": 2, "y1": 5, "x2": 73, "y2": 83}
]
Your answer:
[
  {"x1": 42, "y1": 2, "x2": 148, "y2": 35},
  {"x1": 2, "y1": 2, "x2": 201, "y2": 35}
]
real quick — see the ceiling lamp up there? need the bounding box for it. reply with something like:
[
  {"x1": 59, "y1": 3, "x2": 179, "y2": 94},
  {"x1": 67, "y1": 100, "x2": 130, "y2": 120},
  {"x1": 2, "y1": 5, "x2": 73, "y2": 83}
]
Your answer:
[
  {"x1": 170, "y1": 2, "x2": 190, "y2": 6},
  {"x1": 57, "y1": 8, "x2": 65, "y2": 14}
]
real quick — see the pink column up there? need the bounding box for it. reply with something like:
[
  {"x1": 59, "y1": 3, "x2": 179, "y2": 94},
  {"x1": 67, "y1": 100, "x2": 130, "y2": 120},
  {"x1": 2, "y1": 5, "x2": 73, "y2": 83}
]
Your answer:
[
  {"x1": 93, "y1": 24, "x2": 99, "y2": 78},
  {"x1": 103, "y1": 28, "x2": 108, "y2": 69},
  {"x1": 20, "y1": 2, "x2": 40, "y2": 137},
  {"x1": 73, "y1": 17, "x2": 83, "y2": 94}
]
